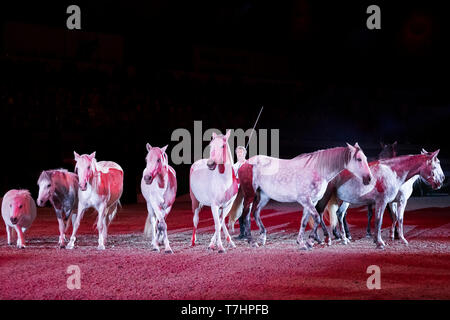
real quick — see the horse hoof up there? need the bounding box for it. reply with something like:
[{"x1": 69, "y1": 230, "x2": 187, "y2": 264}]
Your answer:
[
  {"x1": 152, "y1": 247, "x2": 160, "y2": 252},
  {"x1": 376, "y1": 244, "x2": 385, "y2": 250},
  {"x1": 251, "y1": 242, "x2": 259, "y2": 248},
  {"x1": 66, "y1": 244, "x2": 74, "y2": 250},
  {"x1": 165, "y1": 249, "x2": 174, "y2": 254},
  {"x1": 208, "y1": 245, "x2": 216, "y2": 251},
  {"x1": 401, "y1": 239, "x2": 409, "y2": 245},
  {"x1": 59, "y1": 244, "x2": 65, "y2": 249},
  {"x1": 366, "y1": 233, "x2": 372, "y2": 239},
  {"x1": 97, "y1": 245, "x2": 106, "y2": 250},
  {"x1": 17, "y1": 245, "x2": 25, "y2": 249}
]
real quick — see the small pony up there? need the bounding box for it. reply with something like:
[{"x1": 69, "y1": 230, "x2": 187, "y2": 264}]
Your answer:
[
  {"x1": 1, "y1": 189, "x2": 36, "y2": 248},
  {"x1": 37, "y1": 169, "x2": 79, "y2": 248}
]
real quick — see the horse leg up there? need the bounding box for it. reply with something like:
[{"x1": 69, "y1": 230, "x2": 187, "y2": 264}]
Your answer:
[
  {"x1": 253, "y1": 191, "x2": 270, "y2": 246},
  {"x1": 221, "y1": 202, "x2": 236, "y2": 248},
  {"x1": 67, "y1": 205, "x2": 87, "y2": 249},
  {"x1": 14, "y1": 225, "x2": 25, "y2": 248},
  {"x1": 97, "y1": 203, "x2": 107, "y2": 250},
  {"x1": 57, "y1": 217, "x2": 66, "y2": 248},
  {"x1": 190, "y1": 190, "x2": 202, "y2": 247},
  {"x1": 336, "y1": 202, "x2": 350, "y2": 245},
  {"x1": 297, "y1": 207, "x2": 312, "y2": 250},
  {"x1": 243, "y1": 202, "x2": 254, "y2": 246},
  {"x1": 6, "y1": 225, "x2": 12, "y2": 245},
  {"x1": 144, "y1": 202, "x2": 159, "y2": 251},
  {"x1": 396, "y1": 197, "x2": 408, "y2": 245},
  {"x1": 374, "y1": 201, "x2": 388, "y2": 249},
  {"x1": 366, "y1": 204, "x2": 373, "y2": 238},
  {"x1": 388, "y1": 202, "x2": 398, "y2": 241},
  {"x1": 343, "y1": 212, "x2": 352, "y2": 240},
  {"x1": 210, "y1": 205, "x2": 225, "y2": 253}
]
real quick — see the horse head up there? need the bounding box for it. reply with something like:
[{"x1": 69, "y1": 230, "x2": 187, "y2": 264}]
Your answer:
[
  {"x1": 419, "y1": 149, "x2": 444, "y2": 190},
  {"x1": 74, "y1": 151, "x2": 96, "y2": 191},
  {"x1": 207, "y1": 130, "x2": 231, "y2": 173},
  {"x1": 37, "y1": 171, "x2": 53, "y2": 207},
  {"x1": 143, "y1": 143, "x2": 168, "y2": 185},
  {"x1": 379, "y1": 141, "x2": 398, "y2": 159},
  {"x1": 9, "y1": 191, "x2": 31, "y2": 225},
  {"x1": 345, "y1": 142, "x2": 373, "y2": 185}
]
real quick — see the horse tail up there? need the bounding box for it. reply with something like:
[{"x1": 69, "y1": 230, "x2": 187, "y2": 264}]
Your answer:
[
  {"x1": 227, "y1": 187, "x2": 244, "y2": 231},
  {"x1": 325, "y1": 193, "x2": 339, "y2": 230},
  {"x1": 107, "y1": 202, "x2": 119, "y2": 226}
]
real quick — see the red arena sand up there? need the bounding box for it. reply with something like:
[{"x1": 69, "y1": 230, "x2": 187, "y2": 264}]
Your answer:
[{"x1": 0, "y1": 196, "x2": 449, "y2": 300}]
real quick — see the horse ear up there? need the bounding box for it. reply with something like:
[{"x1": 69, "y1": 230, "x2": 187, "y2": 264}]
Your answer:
[
  {"x1": 393, "y1": 141, "x2": 397, "y2": 146},
  {"x1": 354, "y1": 142, "x2": 360, "y2": 149},
  {"x1": 346, "y1": 142, "x2": 354, "y2": 150},
  {"x1": 74, "y1": 151, "x2": 80, "y2": 160},
  {"x1": 146, "y1": 143, "x2": 152, "y2": 152},
  {"x1": 161, "y1": 145, "x2": 168, "y2": 154},
  {"x1": 212, "y1": 132, "x2": 217, "y2": 140},
  {"x1": 431, "y1": 149, "x2": 440, "y2": 158},
  {"x1": 89, "y1": 151, "x2": 96, "y2": 159},
  {"x1": 225, "y1": 130, "x2": 231, "y2": 140},
  {"x1": 421, "y1": 148, "x2": 428, "y2": 154},
  {"x1": 380, "y1": 142, "x2": 385, "y2": 148}
]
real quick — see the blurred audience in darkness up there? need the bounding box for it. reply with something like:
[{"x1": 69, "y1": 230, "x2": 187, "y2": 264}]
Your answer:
[{"x1": 0, "y1": 58, "x2": 448, "y2": 201}]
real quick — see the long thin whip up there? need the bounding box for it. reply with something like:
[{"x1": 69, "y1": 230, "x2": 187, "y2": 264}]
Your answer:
[{"x1": 245, "y1": 106, "x2": 264, "y2": 150}]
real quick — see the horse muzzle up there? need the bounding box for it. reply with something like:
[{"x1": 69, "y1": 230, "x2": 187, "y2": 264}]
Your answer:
[
  {"x1": 10, "y1": 217, "x2": 18, "y2": 225},
  {"x1": 79, "y1": 184, "x2": 87, "y2": 191},
  {"x1": 144, "y1": 175, "x2": 153, "y2": 184},
  {"x1": 207, "y1": 160, "x2": 217, "y2": 171},
  {"x1": 362, "y1": 175, "x2": 372, "y2": 185}
]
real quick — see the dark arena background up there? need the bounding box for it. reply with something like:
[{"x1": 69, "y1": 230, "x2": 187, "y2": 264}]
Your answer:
[{"x1": 1, "y1": 0, "x2": 450, "y2": 304}]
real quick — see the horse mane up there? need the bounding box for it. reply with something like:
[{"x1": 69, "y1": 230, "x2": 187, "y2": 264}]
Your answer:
[
  {"x1": 214, "y1": 134, "x2": 234, "y2": 165},
  {"x1": 15, "y1": 189, "x2": 32, "y2": 198},
  {"x1": 38, "y1": 169, "x2": 70, "y2": 184},
  {"x1": 293, "y1": 147, "x2": 352, "y2": 174}
]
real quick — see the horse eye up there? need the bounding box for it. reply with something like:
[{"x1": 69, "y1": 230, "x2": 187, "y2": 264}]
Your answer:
[
  {"x1": 47, "y1": 184, "x2": 51, "y2": 188},
  {"x1": 88, "y1": 166, "x2": 91, "y2": 170},
  {"x1": 357, "y1": 158, "x2": 362, "y2": 162},
  {"x1": 19, "y1": 205, "x2": 23, "y2": 209},
  {"x1": 157, "y1": 159, "x2": 161, "y2": 162},
  {"x1": 222, "y1": 146, "x2": 225, "y2": 149}
]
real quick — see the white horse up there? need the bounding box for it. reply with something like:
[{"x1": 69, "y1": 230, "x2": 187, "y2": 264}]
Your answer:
[
  {"x1": 1, "y1": 189, "x2": 36, "y2": 248},
  {"x1": 318, "y1": 149, "x2": 444, "y2": 248},
  {"x1": 66, "y1": 152, "x2": 124, "y2": 250},
  {"x1": 141, "y1": 143, "x2": 177, "y2": 253},
  {"x1": 323, "y1": 149, "x2": 444, "y2": 247},
  {"x1": 189, "y1": 130, "x2": 239, "y2": 253},
  {"x1": 236, "y1": 143, "x2": 373, "y2": 250}
]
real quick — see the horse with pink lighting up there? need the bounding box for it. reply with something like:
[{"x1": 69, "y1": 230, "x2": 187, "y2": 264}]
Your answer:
[
  {"x1": 37, "y1": 169, "x2": 79, "y2": 248},
  {"x1": 189, "y1": 130, "x2": 239, "y2": 253},
  {"x1": 234, "y1": 143, "x2": 373, "y2": 250},
  {"x1": 66, "y1": 152, "x2": 124, "y2": 250},
  {"x1": 1, "y1": 189, "x2": 36, "y2": 248},
  {"x1": 141, "y1": 143, "x2": 177, "y2": 253},
  {"x1": 316, "y1": 149, "x2": 444, "y2": 249}
]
